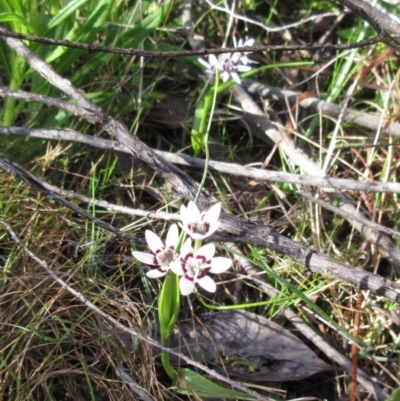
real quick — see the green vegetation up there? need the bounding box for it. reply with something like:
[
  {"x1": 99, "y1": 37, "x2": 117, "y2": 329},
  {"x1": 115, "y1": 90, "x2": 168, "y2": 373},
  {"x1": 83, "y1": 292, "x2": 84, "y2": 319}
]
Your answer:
[{"x1": 1, "y1": 0, "x2": 400, "y2": 399}]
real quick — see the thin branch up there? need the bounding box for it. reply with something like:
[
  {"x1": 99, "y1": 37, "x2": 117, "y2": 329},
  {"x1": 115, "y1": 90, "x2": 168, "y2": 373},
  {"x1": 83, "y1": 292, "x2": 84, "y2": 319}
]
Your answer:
[
  {"x1": 0, "y1": 25, "x2": 388, "y2": 58},
  {"x1": 298, "y1": 190, "x2": 400, "y2": 238},
  {"x1": 116, "y1": 368, "x2": 156, "y2": 401},
  {"x1": 333, "y1": 0, "x2": 400, "y2": 47},
  {"x1": 0, "y1": 150, "x2": 179, "y2": 222},
  {"x1": 0, "y1": 25, "x2": 209, "y2": 206},
  {"x1": 0, "y1": 87, "x2": 98, "y2": 122},
  {"x1": 3, "y1": 125, "x2": 400, "y2": 195},
  {"x1": 5, "y1": 81, "x2": 400, "y2": 140},
  {"x1": 244, "y1": 80, "x2": 400, "y2": 139},
  {"x1": 204, "y1": 0, "x2": 345, "y2": 33}
]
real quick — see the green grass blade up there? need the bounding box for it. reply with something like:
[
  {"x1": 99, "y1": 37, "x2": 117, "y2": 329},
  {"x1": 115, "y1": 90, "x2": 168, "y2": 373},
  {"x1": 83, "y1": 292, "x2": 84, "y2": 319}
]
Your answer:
[{"x1": 178, "y1": 368, "x2": 256, "y2": 399}]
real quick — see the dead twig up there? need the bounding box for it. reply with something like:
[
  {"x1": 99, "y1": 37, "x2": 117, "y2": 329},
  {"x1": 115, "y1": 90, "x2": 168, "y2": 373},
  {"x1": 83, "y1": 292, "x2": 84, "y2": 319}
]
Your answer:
[
  {"x1": 0, "y1": 25, "x2": 388, "y2": 57},
  {"x1": 244, "y1": 81, "x2": 400, "y2": 139},
  {"x1": 333, "y1": 0, "x2": 400, "y2": 45},
  {"x1": 3, "y1": 125, "x2": 400, "y2": 194},
  {"x1": 298, "y1": 191, "x2": 400, "y2": 238}
]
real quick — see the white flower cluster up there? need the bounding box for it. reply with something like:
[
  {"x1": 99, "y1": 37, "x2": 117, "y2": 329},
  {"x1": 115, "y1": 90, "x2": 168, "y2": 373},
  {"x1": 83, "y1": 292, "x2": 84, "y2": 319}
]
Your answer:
[
  {"x1": 198, "y1": 38, "x2": 256, "y2": 84},
  {"x1": 132, "y1": 201, "x2": 232, "y2": 296}
]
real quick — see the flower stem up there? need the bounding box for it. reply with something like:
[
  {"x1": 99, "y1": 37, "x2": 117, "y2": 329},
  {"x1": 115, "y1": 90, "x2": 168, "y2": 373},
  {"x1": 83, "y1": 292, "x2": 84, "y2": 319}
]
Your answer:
[
  {"x1": 158, "y1": 270, "x2": 180, "y2": 382},
  {"x1": 194, "y1": 239, "x2": 202, "y2": 252},
  {"x1": 160, "y1": 348, "x2": 177, "y2": 381},
  {"x1": 194, "y1": 72, "x2": 219, "y2": 203}
]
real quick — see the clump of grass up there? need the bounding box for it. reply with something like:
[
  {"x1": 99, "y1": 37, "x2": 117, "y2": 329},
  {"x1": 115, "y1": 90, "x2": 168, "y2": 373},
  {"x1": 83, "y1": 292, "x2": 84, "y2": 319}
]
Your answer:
[{"x1": 0, "y1": 267, "x2": 158, "y2": 401}]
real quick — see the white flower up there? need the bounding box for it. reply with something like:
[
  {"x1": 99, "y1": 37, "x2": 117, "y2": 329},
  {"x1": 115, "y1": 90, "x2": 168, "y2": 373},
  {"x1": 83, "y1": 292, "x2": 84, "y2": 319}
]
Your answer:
[
  {"x1": 198, "y1": 54, "x2": 222, "y2": 74},
  {"x1": 170, "y1": 239, "x2": 232, "y2": 295},
  {"x1": 180, "y1": 201, "x2": 221, "y2": 240},
  {"x1": 219, "y1": 54, "x2": 251, "y2": 84},
  {"x1": 132, "y1": 224, "x2": 179, "y2": 278},
  {"x1": 198, "y1": 52, "x2": 251, "y2": 84},
  {"x1": 232, "y1": 37, "x2": 257, "y2": 65}
]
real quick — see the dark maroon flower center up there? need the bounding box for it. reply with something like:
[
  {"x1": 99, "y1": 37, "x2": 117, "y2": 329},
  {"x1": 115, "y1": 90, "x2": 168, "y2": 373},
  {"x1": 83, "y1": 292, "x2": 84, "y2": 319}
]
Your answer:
[
  {"x1": 181, "y1": 253, "x2": 211, "y2": 281},
  {"x1": 154, "y1": 246, "x2": 174, "y2": 266},
  {"x1": 188, "y1": 221, "x2": 210, "y2": 235}
]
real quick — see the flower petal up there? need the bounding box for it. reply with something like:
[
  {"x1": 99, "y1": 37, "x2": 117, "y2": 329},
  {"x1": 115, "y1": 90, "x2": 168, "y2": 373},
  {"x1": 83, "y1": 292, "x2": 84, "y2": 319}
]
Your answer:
[
  {"x1": 221, "y1": 71, "x2": 229, "y2": 82},
  {"x1": 187, "y1": 232, "x2": 207, "y2": 240},
  {"x1": 204, "y1": 203, "x2": 221, "y2": 224},
  {"x1": 203, "y1": 204, "x2": 221, "y2": 238},
  {"x1": 179, "y1": 238, "x2": 193, "y2": 258},
  {"x1": 204, "y1": 221, "x2": 220, "y2": 238},
  {"x1": 244, "y1": 38, "x2": 254, "y2": 47},
  {"x1": 180, "y1": 203, "x2": 188, "y2": 217},
  {"x1": 237, "y1": 65, "x2": 252, "y2": 72},
  {"x1": 198, "y1": 57, "x2": 211, "y2": 70},
  {"x1": 166, "y1": 224, "x2": 179, "y2": 248},
  {"x1": 231, "y1": 53, "x2": 240, "y2": 64},
  {"x1": 197, "y1": 275, "x2": 217, "y2": 293},
  {"x1": 208, "y1": 54, "x2": 219, "y2": 68},
  {"x1": 180, "y1": 276, "x2": 195, "y2": 296},
  {"x1": 187, "y1": 201, "x2": 201, "y2": 220},
  {"x1": 145, "y1": 230, "x2": 164, "y2": 254},
  {"x1": 132, "y1": 251, "x2": 157, "y2": 265},
  {"x1": 196, "y1": 243, "x2": 215, "y2": 261},
  {"x1": 170, "y1": 261, "x2": 184, "y2": 276},
  {"x1": 146, "y1": 267, "x2": 168, "y2": 278},
  {"x1": 231, "y1": 72, "x2": 241, "y2": 84},
  {"x1": 209, "y1": 257, "x2": 232, "y2": 273}
]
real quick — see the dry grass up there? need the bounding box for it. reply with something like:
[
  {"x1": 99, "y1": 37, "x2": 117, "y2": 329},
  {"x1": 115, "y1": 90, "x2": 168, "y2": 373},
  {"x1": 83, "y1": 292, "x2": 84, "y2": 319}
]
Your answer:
[{"x1": 0, "y1": 182, "x2": 164, "y2": 401}]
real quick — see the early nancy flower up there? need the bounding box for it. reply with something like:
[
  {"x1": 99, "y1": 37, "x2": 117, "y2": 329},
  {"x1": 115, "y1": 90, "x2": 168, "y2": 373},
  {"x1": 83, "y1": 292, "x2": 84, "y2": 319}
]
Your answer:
[
  {"x1": 219, "y1": 54, "x2": 251, "y2": 84},
  {"x1": 198, "y1": 54, "x2": 222, "y2": 75},
  {"x1": 132, "y1": 224, "x2": 179, "y2": 278},
  {"x1": 170, "y1": 239, "x2": 232, "y2": 296},
  {"x1": 198, "y1": 50, "x2": 252, "y2": 84},
  {"x1": 180, "y1": 201, "x2": 221, "y2": 240},
  {"x1": 232, "y1": 37, "x2": 257, "y2": 65}
]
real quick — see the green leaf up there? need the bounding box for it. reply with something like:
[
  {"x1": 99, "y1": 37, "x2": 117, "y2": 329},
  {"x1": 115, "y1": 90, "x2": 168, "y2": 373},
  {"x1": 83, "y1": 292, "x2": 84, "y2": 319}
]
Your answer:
[
  {"x1": 158, "y1": 270, "x2": 180, "y2": 381},
  {"x1": 191, "y1": 98, "x2": 206, "y2": 155},
  {"x1": 190, "y1": 87, "x2": 214, "y2": 155},
  {"x1": 177, "y1": 368, "x2": 256, "y2": 399},
  {"x1": 45, "y1": 0, "x2": 113, "y2": 67},
  {"x1": 0, "y1": 12, "x2": 29, "y2": 25},
  {"x1": 28, "y1": 325, "x2": 57, "y2": 343},
  {"x1": 158, "y1": 270, "x2": 180, "y2": 342},
  {"x1": 386, "y1": 387, "x2": 400, "y2": 401},
  {"x1": 114, "y1": 1, "x2": 171, "y2": 49},
  {"x1": 47, "y1": 0, "x2": 91, "y2": 29}
]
